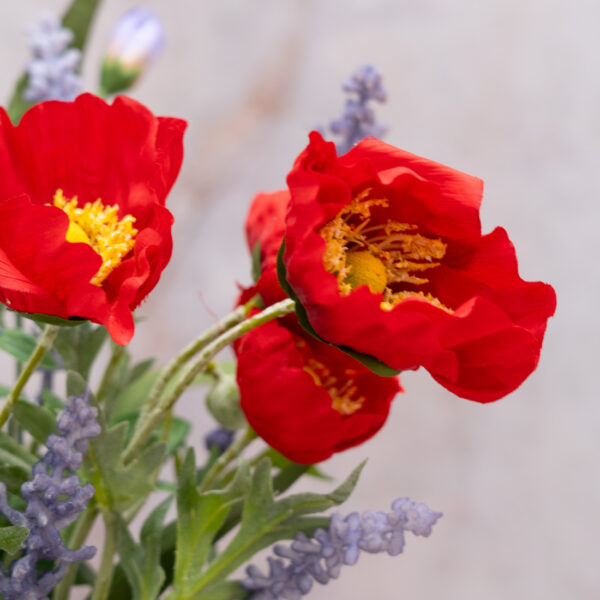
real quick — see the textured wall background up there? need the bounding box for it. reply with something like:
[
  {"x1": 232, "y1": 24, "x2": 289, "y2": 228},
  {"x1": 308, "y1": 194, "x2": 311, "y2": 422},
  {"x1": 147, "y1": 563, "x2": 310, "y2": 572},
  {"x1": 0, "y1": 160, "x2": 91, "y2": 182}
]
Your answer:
[{"x1": 1, "y1": 1, "x2": 599, "y2": 599}]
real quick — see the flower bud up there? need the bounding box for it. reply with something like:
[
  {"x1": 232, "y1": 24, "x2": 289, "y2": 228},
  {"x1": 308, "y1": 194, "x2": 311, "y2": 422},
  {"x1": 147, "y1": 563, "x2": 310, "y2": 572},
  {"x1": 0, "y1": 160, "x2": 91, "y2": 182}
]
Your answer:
[
  {"x1": 100, "y1": 8, "x2": 165, "y2": 95},
  {"x1": 205, "y1": 373, "x2": 248, "y2": 430}
]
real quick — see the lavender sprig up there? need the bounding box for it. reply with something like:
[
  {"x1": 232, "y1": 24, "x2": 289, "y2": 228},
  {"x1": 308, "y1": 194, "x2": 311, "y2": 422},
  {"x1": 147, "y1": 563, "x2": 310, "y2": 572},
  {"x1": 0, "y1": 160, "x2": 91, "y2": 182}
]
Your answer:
[
  {"x1": 243, "y1": 497, "x2": 442, "y2": 600},
  {"x1": 0, "y1": 392, "x2": 100, "y2": 600},
  {"x1": 326, "y1": 64, "x2": 388, "y2": 155},
  {"x1": 24, "y1": 15, "x2": 82, "y2": 103}
]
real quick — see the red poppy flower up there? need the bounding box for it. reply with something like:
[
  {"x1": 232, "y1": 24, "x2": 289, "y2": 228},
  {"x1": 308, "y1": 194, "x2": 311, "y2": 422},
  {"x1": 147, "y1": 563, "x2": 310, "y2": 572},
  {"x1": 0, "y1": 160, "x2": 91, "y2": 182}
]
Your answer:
[
  {"x1": 0, "y1": 94, "x2": 186, "y2": 344},
  {"x1": 280, "y1": 132, "x2": 556, "y2": 403},
  {"x1": 236, "y1": 315, "x2": 401, "y2": 464}
]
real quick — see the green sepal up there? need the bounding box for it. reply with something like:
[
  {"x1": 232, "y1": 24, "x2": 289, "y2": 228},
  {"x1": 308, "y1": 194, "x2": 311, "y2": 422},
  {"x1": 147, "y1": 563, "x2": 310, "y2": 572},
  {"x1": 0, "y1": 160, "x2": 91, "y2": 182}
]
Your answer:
[
  {"x1": 276, "y1": 240, "x2": 400, "y2": 377},
  {"x1": 0, "y1": 525, "x2": 29, "y2": 554},
  {"x1": 0, "y1": 329, "x2": 59, "y2": 369},
  {"x1": 251, "y1": 241, "x2": 262, "y2": 283},
  {"x1": 15, "y1": 311, "x2": 87, "y2": 328},
  {"x1": 100, "y1": 59, "x2": 141, "y2": 96},
  {"x1": 12, "y1": 400, "x2": 58, "y2": 445}
]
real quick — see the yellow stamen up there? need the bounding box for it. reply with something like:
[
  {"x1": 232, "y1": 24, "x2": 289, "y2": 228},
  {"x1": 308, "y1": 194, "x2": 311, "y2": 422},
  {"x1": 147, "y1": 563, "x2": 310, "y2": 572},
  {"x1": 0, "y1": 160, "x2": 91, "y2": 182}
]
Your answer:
[
  {"x1": 304, "y1": 358, "x2": 365, "y2": 416},
  {"x1": 296, "y1": 339, "x2": 365, "y2": 415},
  {"x1": 53, "y1": 189, "x2": 138, "y2": 286},
  {"x1": 319, "y1": 189, "x2": 452, "y2": 312}
]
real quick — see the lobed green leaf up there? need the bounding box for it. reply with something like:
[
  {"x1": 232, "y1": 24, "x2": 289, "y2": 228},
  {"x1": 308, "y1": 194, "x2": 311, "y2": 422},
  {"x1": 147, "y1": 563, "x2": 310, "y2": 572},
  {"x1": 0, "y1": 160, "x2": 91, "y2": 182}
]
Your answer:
[{"x1": 0, "y1": 525, "x2": 29, "y2": 554}]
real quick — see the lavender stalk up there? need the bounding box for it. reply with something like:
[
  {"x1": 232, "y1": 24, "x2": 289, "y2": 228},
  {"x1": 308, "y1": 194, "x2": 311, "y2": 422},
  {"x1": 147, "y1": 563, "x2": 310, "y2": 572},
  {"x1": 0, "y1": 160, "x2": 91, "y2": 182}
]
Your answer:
[
  {"x1": 243, "y1": 497, "x2": 442, "y2": 600},
  {"x1": 0, "y1": 392, "x2": 100, "y2": 600}
]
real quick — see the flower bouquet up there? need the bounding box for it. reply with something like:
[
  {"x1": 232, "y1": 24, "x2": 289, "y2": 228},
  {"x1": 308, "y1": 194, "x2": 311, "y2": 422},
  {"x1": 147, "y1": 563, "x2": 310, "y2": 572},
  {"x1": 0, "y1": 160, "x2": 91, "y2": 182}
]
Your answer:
[{"x1": 0, "y1": 2, "x2": 555, "y2": 600}]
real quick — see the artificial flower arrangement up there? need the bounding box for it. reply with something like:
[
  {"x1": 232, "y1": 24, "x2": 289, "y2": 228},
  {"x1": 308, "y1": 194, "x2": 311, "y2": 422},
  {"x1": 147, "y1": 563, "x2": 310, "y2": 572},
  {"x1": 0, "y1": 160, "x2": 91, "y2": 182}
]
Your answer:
[{"x1": 0, "y1": 3, "x2": 556, "y2": 600}]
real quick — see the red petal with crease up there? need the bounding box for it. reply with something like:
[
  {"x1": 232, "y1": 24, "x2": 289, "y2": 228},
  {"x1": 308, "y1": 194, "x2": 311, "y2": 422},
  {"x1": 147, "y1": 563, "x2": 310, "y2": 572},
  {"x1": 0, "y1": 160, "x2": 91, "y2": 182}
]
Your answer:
[{"x1": 281, "y1": 132, "x2": 556, "y2": 402}]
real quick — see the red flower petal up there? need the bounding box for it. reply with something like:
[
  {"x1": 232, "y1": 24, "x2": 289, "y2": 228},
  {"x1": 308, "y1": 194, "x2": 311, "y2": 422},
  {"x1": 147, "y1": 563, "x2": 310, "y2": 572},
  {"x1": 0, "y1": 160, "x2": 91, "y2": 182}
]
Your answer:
[
  {"x1": 0, "y1": 95, "x2": 186, "y2": 343},
  {"x1": 236, "y1": 318, "x2": 400, "y2": 463},
  {"x1": 282, "y1": 132, "x2": 556, "y2": 401}
]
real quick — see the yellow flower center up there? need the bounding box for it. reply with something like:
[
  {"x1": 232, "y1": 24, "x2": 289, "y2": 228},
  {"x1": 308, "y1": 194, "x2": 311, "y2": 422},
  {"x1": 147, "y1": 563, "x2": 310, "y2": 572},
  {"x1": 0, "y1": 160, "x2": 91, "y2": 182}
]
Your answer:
[
  {"x1": 343, "y1": 251, "x2": 387, "y2": 294},
  {"x1": 320, "y1": 189, "x2": 452, "y2": 312},
  {"x1": 297, "y1": 340, "x2": 365, "y2": 415},
  {"x1": 53, "y1": 189, "x2": 138, "y2": 286}
]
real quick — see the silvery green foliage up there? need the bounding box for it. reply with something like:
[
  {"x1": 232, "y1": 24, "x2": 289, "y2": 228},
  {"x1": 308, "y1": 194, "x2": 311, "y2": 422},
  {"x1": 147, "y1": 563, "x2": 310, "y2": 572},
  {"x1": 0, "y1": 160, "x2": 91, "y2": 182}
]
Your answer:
[
  {"x1": 327, "y1": 64, "x2": 388, "y2": 155},
  {"x1": 0, "y1": 393, "x2": 100, "y2": 600},
  {"x1": 24, "y1": 15, "x2": 82, "y2": 103},
  {"x1": 243, "y1": 497, "x2": 442, "y2": 600}
]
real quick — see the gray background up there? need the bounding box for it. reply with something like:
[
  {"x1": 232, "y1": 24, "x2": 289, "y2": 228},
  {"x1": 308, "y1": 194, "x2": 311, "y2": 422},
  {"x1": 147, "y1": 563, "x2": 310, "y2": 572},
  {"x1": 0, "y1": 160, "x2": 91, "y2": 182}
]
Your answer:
[{"x1": 1, "y1": 1, "x2": 599, "y2": 599}]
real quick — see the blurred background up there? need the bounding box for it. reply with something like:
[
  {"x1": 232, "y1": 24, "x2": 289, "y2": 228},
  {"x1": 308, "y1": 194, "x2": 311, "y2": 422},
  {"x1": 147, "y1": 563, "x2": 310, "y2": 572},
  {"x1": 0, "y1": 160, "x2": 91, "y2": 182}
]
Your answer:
[{"x1": 1, "y1": 1, "x2": 599, "y2": 598}]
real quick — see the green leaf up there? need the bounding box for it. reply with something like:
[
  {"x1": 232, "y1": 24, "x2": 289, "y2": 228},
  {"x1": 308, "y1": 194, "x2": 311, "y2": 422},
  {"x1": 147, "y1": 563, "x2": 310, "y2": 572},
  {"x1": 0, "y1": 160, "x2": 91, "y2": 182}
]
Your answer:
[
  {"x1": 0, "y1": 329, "x2": 59, "y2": 369},
  {"x1": 0, "y1": 431, "x2": 37, "y2": 473},
  {"x1": 66, "y1": 370, "x2": 88, "y2": 397},
  {"x1": 276, "y1": 240, "x2": 400, "y2": 377},
  {"x1": 90, "y1": 418, "x2": 166, "y2": 512},
  {"x1": 7, "y1": 0, "x2": 103, "y2": 123},
  {"x1": 0, "y1": 525, "x2": 29, "y2": 554},
  {"x1": 251, "y1": 241, "x2": 262, "y2": 283},
  {"x1": 172, "y1": 450, "x2": 251, "y2": 598},
  {"x1": 109, "y1": 368, "x2": 160, "y2": 424},
  {"x1": 12, "y1": 400, "x2": 58, "y2": 445},
  {"x1": 128, "y1": 358, "x2": 156, "y2": 386},
  {"x1": 54, "y1": 322, "x2": 108, "y2": 379},
  {"x1": 0, "y1": 464, "x2": 31, "y2": 495},
  {"x1": 155, "y1": 416, "x2": 191, "y2": 455},
  {"x1": 179, "y1": 458, "x2": 365, "y2": 597},
  {"x1": 115, "y1": 498, "x2": 170, "y2": 600},
  {"x1": 261, "y1": 448, "x2": 333, "y2": 482},
  {"x1": 41, "y1": 387, "x2": 65, "y2": 413},
  {"x1": 192, "y1": 580, "x2": 247, "y2": 600}
]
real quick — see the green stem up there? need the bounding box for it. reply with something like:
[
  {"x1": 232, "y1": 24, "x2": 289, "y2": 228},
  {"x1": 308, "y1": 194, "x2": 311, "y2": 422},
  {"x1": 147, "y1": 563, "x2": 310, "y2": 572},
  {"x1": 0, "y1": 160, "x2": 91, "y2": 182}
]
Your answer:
[
  {"x1": 122, "y1": 298, "x2": 294, "y2": 466},
  {"x1": 0, "y1": 324, "x2": 60, "y2": 429},
  {"x1": 198, "y1": 427, "x2": 257, "y2": 493},
  {"x1": 140, "y1": 299, "x2": 256, "y2": 422},
  {"x1": 91, "y1": 510, "x2": 117, "y2": 600},
  {"x1": 53, "y1": 507, "x2": 98, "y2": 600},
  {"x1": 96, "y1": 343, "x2": 126, "y2": 403}
]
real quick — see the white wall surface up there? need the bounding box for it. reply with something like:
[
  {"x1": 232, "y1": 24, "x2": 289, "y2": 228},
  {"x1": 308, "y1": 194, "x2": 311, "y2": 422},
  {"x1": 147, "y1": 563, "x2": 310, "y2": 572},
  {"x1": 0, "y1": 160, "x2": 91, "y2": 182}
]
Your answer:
[{"x1": 1, "y1": 1, "x2": 598, "y2": 599}]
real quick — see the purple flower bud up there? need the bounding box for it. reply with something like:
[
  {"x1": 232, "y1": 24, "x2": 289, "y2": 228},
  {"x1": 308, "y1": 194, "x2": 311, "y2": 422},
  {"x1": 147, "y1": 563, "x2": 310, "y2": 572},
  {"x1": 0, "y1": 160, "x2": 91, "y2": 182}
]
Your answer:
[{"x1": 101, "y1": 8, "x2": 165, "y2": 95}]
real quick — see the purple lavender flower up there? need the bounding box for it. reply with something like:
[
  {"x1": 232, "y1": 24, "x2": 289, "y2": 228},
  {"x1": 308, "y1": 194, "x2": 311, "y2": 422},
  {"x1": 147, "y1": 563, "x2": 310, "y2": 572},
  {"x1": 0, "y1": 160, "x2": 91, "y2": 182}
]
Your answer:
[
  {"x1": 24, "y1": 15, "x2": 82, "y2": 103},
  {"x1": 0, "y1": 392, "x2": 100, "y2": 600},
  {"x1": 242, "y1": 497, "x2": 442, "y2": 599},
  {"x1": 326, "y1": 64, "x2": 388, "y2": 155}
]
